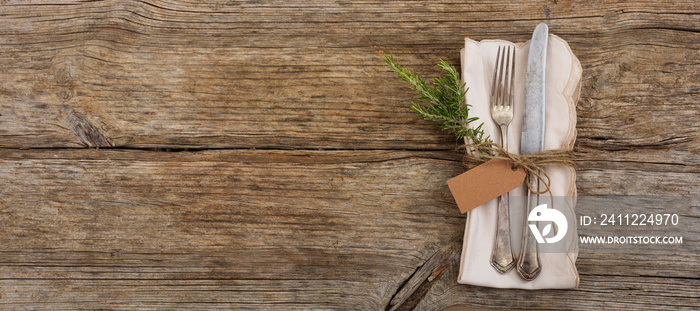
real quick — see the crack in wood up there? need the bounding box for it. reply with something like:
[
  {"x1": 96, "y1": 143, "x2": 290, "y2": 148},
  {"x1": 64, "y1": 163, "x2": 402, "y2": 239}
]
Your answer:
[
  {"x1": 387, "y1": 242, "x2": 460, "y2": 311},
  {"x1": 387, "y1": 265, "x2": 423, "y2": 311}
]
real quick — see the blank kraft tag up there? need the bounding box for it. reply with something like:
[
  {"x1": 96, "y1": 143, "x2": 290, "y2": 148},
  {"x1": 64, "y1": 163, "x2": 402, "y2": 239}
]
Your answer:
[{"x1": 447, "y1": 159, "x2": 527, "y2": 214}]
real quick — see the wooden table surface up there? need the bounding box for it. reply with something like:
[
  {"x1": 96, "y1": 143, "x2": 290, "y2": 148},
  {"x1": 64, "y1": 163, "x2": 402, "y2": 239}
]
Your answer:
[{"x1": 1, "y1": 1, "x2": 698, "y2": 310}]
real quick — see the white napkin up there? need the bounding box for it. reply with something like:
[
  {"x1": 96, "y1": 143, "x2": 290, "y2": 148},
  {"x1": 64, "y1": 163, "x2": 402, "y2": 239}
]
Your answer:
[{"x1": 458, "y1": 35, "x2": 581, "y2": 289}]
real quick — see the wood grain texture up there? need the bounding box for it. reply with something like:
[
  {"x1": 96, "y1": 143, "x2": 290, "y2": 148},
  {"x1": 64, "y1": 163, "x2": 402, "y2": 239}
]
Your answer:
[
  {"x1": 0, "y1": 149, "x2": 696, "y2": 310},
  {"x1": 0, "y1": 149, "x2": 467, "y2": 310},
  {"x1": 1, "y1": 0, "x2": 697, "y2": 151},
  {"x1": 0, "y1": 0, "x2": 698, "y2": 310}
]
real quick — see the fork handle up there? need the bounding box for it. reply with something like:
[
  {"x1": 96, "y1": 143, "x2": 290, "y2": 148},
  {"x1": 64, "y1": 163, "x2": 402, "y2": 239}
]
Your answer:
[
  {"x1": 517, "y1": 175, "x2": 542, "y2": 280},
  {"x1": 491, "y1": 192, "x2": 516, "y2": 273},
  {"x1": 491, "y1": 125, "x2": 515, "y2": 273}
]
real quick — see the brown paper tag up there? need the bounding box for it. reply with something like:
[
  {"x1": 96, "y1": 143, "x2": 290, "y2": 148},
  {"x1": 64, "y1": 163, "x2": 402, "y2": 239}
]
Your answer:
[{"x1": 447, "y1": 159, "x2": 527, "y2": 214}]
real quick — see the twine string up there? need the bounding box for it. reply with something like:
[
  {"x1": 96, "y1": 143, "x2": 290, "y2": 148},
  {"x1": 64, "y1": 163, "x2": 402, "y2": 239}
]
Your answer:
[{"x1": 461, "y1": 142, "x2": 575, "y2": 197}]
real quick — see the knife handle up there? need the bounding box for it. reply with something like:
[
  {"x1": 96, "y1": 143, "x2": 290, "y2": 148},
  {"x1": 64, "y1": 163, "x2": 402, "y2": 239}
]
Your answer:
[{"x1": 517, "y1": 175, "x2": 542, "y2": 281}]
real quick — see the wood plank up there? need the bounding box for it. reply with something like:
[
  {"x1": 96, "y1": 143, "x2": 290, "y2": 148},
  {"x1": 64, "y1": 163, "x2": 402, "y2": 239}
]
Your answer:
[
  {"x1": 0, "y1": 0, "x2": 697, "y2": 154},
  {"x1": 0, "y1": 149, "x2": 697, "y2": 310},
  {"x1": 0, "y1": 149, "x2": 467, "y2": 309}
]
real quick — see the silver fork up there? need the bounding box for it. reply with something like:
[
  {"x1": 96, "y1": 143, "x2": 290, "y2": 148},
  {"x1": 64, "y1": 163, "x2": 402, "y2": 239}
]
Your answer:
[{"x1": 490, "y1": 45, "x2": 517, "y2": 274}]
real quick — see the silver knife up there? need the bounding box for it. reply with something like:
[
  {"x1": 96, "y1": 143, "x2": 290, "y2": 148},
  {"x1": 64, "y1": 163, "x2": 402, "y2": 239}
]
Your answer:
[{"x1": 517, "y1": 23, "x2": 548, "y2": 281}]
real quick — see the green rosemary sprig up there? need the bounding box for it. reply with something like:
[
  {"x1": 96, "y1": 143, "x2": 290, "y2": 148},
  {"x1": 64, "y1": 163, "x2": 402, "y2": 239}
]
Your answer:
[{"x1": 384, "y1": 54, "x2": 489, "y2": 144}]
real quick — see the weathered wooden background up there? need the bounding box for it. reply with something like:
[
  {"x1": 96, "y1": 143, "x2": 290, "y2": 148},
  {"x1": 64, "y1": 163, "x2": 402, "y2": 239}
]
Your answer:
[{"x1": 1, "y1": 0, "x2": 698, "y2": 310}]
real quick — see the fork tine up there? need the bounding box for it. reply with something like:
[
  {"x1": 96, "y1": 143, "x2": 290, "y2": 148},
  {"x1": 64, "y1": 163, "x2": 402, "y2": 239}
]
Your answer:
[
  {"x1": 499, "y1": 46, "x2": 508, "y2": 109},
  {"x1": 497, "y1": 46, "x2": 506, "y2": 109},
  {"x1": 507, "y1": 45, "x2": 515, "y2": 109},
  {"x1": 491, "y1": 46, "x2": 502, "y2": 104}
]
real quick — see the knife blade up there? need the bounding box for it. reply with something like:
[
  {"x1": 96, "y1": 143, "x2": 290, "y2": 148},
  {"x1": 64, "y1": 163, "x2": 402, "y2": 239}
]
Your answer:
[
  {"x1": 521, "y1": 23, "x2": 548, "y2": 156},
  {"x1": 517, "y1": 22, "x2": 548, "y2": 281}
]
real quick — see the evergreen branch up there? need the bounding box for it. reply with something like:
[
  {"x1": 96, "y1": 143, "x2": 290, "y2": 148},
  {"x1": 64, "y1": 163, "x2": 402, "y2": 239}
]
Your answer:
[{"x1": 384, "y1": 54, "x2": 490, "y2": 143}]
